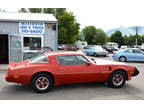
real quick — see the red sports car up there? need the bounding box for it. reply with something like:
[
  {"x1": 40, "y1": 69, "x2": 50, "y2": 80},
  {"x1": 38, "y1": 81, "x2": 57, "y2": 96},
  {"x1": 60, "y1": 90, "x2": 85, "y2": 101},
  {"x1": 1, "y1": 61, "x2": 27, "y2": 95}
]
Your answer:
[{"x1": 6, "y1": 51, "x2": 139, "y2": 93}]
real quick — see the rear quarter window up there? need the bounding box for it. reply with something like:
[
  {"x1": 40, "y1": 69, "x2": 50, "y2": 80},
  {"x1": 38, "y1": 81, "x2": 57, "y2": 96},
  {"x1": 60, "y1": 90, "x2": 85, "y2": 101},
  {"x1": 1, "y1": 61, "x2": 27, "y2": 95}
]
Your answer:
[{"x1": 30, "y1": 54, "x2": 49, "y2": 63}]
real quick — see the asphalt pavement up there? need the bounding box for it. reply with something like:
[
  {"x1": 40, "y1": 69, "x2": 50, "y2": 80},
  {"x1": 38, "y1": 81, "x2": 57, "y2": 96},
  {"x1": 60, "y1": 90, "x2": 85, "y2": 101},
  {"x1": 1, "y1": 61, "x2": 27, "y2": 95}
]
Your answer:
[{"x1": 0, "y1": 55, "x2": 144, "y2": 100}]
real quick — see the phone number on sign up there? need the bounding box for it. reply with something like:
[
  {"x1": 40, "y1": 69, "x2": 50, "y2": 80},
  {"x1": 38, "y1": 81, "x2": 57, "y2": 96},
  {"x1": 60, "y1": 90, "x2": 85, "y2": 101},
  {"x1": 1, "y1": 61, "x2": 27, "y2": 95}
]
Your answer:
[{"x1": 20, "y1": 29, "x2": 44, "y2": 34}]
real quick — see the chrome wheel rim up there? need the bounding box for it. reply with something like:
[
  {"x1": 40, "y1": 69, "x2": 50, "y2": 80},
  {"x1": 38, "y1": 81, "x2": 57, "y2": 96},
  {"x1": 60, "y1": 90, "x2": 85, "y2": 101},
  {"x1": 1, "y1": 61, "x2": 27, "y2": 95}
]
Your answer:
[
  {"x1": 112, "y1": 74, "x2": 123, "y2": 86},
  {"x1": 36, "y1": 77, "x2": 49, "y2": 90},
  {"x1": 120, "y1": 57, "x2": 125, "y2": 62}
]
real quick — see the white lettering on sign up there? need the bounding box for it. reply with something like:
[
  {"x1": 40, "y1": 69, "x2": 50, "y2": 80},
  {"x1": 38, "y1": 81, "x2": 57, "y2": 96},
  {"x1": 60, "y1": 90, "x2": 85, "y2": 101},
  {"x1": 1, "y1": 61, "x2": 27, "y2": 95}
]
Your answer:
[{"x1": 19, "y1": 22, "x2": 45, "y2": 34}]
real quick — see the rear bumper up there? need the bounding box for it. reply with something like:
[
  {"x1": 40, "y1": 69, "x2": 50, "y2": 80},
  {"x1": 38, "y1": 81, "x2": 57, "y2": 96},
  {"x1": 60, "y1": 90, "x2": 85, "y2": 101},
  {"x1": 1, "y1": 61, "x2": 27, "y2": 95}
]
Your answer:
[
  {"x1": 132, "y1": 67, "x2": 139, "y2": 77},
  {"x1": 5, "y1": 73, "x2": 30, "y2": 84}
]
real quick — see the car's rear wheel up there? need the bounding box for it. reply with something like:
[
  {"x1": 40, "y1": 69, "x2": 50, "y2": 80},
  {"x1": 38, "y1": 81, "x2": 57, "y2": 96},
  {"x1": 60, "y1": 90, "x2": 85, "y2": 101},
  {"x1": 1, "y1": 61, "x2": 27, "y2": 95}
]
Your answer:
[
  {"x1": 94, "y1": 53, "x2": 98, "y2": 57},
  {"x1": 108, "y1": 71, "x2": 126, "y2": 88},
  {"x1": 31, "y1": 73, "x2": 54, "y2": 93},
  {"x1": 119, "y1": 56, "x2": 126, "y2": 62}
]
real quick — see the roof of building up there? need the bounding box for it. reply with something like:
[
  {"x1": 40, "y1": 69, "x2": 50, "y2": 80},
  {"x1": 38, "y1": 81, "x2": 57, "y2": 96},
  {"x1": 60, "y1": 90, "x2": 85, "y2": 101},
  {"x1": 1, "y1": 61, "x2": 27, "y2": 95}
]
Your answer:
[{"x1": 0, "y1": 12, "x2": 57, "y2": 22}]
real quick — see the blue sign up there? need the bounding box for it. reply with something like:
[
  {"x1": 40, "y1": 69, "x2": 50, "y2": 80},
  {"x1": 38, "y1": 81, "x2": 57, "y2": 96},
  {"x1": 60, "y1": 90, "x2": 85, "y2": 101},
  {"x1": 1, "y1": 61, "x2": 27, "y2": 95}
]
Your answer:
[{"x1": 19, "y1": 22, "x2": 45, "y2": 35}]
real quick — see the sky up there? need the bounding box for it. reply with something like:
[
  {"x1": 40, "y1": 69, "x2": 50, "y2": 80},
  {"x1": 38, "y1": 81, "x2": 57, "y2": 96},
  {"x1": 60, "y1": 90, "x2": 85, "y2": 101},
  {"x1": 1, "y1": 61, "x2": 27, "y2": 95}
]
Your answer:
[{"x1": 1, "y1": 0, "x2": 144, "y2": 31}]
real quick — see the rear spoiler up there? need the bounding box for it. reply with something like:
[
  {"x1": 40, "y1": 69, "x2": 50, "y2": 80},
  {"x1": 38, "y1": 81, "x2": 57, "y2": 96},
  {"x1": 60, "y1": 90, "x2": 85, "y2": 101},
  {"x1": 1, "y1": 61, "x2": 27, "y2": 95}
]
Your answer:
[{"x1": 9, "y1": 61, "x2": 15, "y2": 68}]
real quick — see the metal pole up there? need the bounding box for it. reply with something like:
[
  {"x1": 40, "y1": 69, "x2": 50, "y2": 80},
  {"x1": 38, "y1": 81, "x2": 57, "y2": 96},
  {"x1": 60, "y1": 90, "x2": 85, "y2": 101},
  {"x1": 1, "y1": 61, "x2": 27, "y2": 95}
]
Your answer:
[{"x1": 136, "y1": 26, "x2": 138, "y2": 47}]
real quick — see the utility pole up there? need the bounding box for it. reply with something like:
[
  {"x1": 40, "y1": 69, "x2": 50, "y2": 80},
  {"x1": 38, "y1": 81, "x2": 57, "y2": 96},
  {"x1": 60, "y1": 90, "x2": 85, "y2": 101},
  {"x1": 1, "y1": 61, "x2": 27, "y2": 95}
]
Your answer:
[{"x1": 135, "y1": 26, "x2": 138, "y2": 47}]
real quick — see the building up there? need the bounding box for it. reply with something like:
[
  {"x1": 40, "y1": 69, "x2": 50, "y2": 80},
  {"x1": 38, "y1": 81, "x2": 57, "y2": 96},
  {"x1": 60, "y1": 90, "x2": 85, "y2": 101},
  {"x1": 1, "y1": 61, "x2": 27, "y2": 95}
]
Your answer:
[{"x1": 0, "y1": 12, "x2": 58, "y2": 64}]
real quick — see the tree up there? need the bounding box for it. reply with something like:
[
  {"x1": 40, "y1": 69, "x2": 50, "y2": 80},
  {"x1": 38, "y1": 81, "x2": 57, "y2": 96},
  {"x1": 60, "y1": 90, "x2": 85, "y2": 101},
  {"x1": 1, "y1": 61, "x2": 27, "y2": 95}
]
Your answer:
[
  {"x1": 110, "y1": 31, "x2": 124, "y2": 47},
  {"x1": 82, "y1": 26, "x2": 97, "y2": 45},
  {"x1": 58, "y1": 12, "x2": 80, "y2": 44},
  {"x1": 124, "y1": 35, "x2": 143, "y2": 46},
  {"x1": 141, "y1": 35, "x2": 144, "y2": 43},
  {"x1": 18, "y1": 8, "x2": 27, "y2": 13},
  {"x1": 95, "y1": 28, "x2": 107, "y2": 45},
  {"x1": 28, "y1": 8, "x2": 42, "y2": 13},
  {"x1": 43, "y1": 8, "x2": 66, "y2": 18},
  {"x1": 106, "y1": 36, "x2": 111, "y2": 43},
  {"x1": 82, "y1": 26, "x2": 107, "y2": 45}
]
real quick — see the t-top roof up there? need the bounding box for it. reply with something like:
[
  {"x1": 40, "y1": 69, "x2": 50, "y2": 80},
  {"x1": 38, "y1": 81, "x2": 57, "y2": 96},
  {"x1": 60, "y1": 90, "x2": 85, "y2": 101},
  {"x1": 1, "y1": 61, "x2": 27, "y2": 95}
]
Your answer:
[{"x1": 0, "y1": 12, "x2": 57, "y2": 22}]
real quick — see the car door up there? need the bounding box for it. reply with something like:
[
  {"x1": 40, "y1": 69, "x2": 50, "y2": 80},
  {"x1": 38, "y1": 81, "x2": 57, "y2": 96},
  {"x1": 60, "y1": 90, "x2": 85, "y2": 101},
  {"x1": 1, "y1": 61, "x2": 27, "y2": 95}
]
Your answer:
[
  {"x1": 124, "y1": 49, "x2": 135, "y2": 61},
  {"x1": 56, "y1": 55, "x2": 101, "y2": 84},
  {"x1": 133, "y1": 49, "x2": 144, "y2": 61}
]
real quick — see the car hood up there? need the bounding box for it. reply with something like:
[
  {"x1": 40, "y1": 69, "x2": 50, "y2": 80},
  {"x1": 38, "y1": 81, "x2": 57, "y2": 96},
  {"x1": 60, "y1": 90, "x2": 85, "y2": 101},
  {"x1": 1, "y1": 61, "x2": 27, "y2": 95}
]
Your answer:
[{"x1": 94, "y1": 59, "x2": 126, "y2": 65}]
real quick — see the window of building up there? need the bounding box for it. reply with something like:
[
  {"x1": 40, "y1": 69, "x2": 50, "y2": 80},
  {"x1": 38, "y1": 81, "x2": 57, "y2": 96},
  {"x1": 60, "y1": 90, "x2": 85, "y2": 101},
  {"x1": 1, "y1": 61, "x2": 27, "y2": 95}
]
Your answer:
[{"x1": 23, "y1": 36, "x2": 43, "y2": 51}]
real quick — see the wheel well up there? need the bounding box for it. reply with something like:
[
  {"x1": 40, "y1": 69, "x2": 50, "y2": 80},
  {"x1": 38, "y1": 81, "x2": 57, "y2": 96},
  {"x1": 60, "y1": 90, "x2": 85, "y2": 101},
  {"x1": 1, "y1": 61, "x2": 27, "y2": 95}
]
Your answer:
[
  {"x1": 31, "y1": 71, "x2": 55, "y2": 83},
  {"x1": 112, "y1": 69, "x2": 128, "y2": 80}
]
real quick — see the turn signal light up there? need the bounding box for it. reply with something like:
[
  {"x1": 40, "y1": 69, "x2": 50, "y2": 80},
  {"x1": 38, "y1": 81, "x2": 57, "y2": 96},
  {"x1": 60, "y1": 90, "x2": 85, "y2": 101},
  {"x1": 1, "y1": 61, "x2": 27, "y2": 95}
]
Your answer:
[
  {"x1": 13, "y1": 75, "x2": 19, "y2": 78},
  {"x1": 130, "y1": 71, "x2": 134, "y2": 74}
]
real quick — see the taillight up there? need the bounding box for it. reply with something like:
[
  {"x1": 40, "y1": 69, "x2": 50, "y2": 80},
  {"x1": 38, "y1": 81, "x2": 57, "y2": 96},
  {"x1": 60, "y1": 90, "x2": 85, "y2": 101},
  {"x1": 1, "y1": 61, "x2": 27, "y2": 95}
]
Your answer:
[{"x1": 113, "y1": 52, "x2": 116, "y2": 55}]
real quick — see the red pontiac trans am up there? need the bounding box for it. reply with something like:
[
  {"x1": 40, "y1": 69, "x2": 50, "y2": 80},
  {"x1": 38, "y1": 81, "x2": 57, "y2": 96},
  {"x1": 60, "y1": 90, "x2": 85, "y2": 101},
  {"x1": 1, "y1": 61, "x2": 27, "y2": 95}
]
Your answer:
[{"x1": 6, "y1": 51, "x2": 139, "y2": 93}]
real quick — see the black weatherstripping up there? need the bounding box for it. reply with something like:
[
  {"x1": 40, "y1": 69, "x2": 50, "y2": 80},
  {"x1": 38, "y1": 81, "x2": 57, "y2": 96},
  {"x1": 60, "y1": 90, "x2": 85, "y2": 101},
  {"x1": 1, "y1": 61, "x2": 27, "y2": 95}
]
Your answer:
[{"x1": 132, "y1": 67, "x2": 139, "y2": 77}]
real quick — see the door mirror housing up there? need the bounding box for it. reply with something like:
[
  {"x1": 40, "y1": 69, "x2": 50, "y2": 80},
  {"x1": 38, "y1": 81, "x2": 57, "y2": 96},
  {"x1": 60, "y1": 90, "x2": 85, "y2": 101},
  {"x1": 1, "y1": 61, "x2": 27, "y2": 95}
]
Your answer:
[{"x1": 87, "y1": 62, "x2": 91, "y2": 66}]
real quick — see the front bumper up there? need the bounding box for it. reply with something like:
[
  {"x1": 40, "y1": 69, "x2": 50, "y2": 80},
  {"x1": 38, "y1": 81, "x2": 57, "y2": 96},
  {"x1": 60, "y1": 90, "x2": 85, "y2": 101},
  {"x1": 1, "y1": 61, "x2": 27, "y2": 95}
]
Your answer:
[{"x1": 132, "y1": 67, "x2": 139, "y2": 77}]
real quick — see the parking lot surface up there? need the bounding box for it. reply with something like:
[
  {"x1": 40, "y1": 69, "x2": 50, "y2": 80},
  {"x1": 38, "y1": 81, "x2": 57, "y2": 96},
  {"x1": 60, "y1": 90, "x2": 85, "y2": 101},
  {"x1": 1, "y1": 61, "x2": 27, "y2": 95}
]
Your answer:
[{"x1": 0, "y1": 54, "x2": 144, "y2": 100}]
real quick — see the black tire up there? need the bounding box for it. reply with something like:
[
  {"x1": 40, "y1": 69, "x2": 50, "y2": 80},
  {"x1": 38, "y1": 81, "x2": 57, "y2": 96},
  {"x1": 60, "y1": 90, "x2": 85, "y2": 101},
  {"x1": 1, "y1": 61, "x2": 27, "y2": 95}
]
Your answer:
[
  {"x1": 31, "y1": 73, "x2": 54, "y2": 93},
  {"x1": 94, "y1": 53, "x2": 98, "y2": 57},
  {"x1": 119, "y1": 56, "x2": 126, "y2": 62},
  {"x1": 107, "y1": 71, "x2": 126, "y2": 88}
]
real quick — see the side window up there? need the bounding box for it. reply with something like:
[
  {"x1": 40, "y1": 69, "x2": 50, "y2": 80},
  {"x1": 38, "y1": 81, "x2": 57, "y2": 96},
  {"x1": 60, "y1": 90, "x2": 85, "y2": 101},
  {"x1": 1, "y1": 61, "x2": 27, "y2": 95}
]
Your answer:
[
  {"x1": 125, "y1": 49, "x2": 133, "y2": 53},
  {"x1": 133, "y1": 49, "x2": 143, "y2": 54},
  {"x1": 57, "y1": 55, "x2": 88, "y2": 66},
  {"x1": 30, "y1": 54, "x2": 49, "y2": 63}
]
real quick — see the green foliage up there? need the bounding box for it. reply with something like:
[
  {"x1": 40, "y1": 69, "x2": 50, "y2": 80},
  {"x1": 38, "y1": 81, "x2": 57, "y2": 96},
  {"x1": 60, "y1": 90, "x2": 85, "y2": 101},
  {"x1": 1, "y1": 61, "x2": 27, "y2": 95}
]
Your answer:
[
  {"x1": 106, "y1": 36, "x2": 111, "y2": 43},
  {"x1": 18, "y1": 8, "x2": 27, "y2": 13},
  {"x1": 110, "y1": 31, "x2": 124, "y2": 47},
  {"x1": 124, "y1": 35, "x2": 143, "y2": 46},
  {"x1": 58, "y1": 12, "x2": 80, "y2": 44},
  {"x1": 82, "y1": 26, "x2": 96, "y2": 45},
  {"x1": 95, "y1": 28, "x2": 107, "y2": 45},
  {"x1": 28, "y1": 8, "x2": 42, "y2": 13},
  {"x1": 43, "y1": 8, "x2": 66, "y2": 18},
  {"x1": 82, "y1": 26, "x2": 107, "y2": 45}
]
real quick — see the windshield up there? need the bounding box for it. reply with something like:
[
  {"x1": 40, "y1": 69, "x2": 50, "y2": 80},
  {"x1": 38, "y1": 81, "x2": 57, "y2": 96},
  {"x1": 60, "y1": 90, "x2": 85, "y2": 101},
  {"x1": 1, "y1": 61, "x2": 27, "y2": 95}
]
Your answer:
[{"x1": 30, "y1": 54, "x2": 49, "y2": 63}]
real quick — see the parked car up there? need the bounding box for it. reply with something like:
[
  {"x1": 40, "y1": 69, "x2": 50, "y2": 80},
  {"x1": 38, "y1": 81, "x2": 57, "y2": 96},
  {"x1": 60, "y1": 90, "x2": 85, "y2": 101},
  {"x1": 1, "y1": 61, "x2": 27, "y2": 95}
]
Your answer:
[
  {"x1": 83, "y1": 45, "x2": 108, "y2": 57},
  {"x1": 75, "y1": 40, "x2": 87, "y2": 49},
  {"x1": 6, "y1": 51, "x2": 139, "y2": 93},
  {"x1": 112, "y1": 48, "x2": 144, "y2": 62},
  {"x1": 139, "y1": 49, "x2": 144, "y2": 52},
  {"x1": 64, "y1": 44, "x2": 78, "y2": 51},
  {"x1": 58, "y1": 44, "x2": 65, "y2": 50},
  {"x1": 102, "y1": 46, "x2": 113, "y2": 53},
  {"x1": 102, "y1": 45, "x2": 118, "y2": 53},
  {"x1": 120, "y1": 46, "x2": 127, "y2": 50}
]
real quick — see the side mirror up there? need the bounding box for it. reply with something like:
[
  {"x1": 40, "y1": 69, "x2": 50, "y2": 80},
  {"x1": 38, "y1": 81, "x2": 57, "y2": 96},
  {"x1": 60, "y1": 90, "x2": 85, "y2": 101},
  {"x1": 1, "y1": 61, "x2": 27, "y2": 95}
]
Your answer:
[{"x1": 87, "y1": 62, "x2": 91, "y2": 66}]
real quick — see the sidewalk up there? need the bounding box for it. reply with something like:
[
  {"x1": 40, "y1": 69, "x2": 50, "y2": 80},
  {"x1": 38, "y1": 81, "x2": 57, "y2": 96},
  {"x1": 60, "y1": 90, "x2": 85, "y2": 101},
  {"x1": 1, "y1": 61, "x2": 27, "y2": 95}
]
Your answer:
[{"x1": 0, "y1": 64, "x2": 8, "y2": 71}]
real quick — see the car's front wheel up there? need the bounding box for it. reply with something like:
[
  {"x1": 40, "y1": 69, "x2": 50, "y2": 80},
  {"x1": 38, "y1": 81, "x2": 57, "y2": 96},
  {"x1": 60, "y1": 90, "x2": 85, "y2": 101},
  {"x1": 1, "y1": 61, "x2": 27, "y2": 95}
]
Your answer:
[
  {"x1": 31, "y1": 73, "x2": 54, "y2": 93},
  {"x1": 108, "y1": 71, "x2": 126, "y2": 88}
]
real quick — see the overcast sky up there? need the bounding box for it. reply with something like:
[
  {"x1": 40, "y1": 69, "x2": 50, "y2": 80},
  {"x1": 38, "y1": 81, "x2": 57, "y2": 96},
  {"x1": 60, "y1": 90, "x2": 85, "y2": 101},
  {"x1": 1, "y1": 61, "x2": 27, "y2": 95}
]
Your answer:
[{"x1": 1, "y1": 0, "x2": 144, "y2": 31}]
